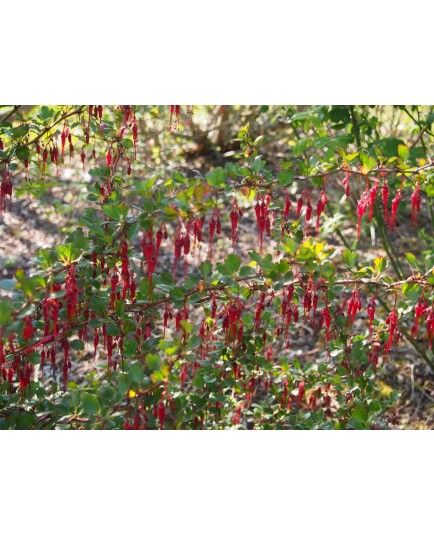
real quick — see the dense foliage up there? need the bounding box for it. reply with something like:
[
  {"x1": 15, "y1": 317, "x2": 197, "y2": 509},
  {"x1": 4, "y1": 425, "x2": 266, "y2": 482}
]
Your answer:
[{"x1": 1, "y1": 104, "x2": 433, "y2": 429}]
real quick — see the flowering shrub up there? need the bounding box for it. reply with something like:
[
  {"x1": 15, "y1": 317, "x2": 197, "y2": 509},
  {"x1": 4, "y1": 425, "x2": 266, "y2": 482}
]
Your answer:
[{"x1": 1, "y1": 105, "x2": 433, "y2": 429}]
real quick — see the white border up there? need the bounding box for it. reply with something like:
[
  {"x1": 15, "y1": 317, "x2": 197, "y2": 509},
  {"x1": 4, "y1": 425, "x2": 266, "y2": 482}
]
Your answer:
[
  {"x1": 2, "y1": 2, "x2": 434, "y2": 534},
  {"x1": 1, "y1": 1, "x2": 434, "y2": 103},
  {"x1": 1, "y1": 432, "x2": 433, "y2": 535}
]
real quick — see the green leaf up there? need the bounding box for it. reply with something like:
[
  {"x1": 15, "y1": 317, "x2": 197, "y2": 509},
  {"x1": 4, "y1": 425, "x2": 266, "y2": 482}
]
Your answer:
[
  {"x1": 37, "y1": 106, "x2": 54, "y2": 121},
  {"x1": 11, "y1": 413, "x2": 35, "y2": 429},
  {"x1": 320, "y1": 262, "x2": 335, "y2": 280},
  {"x1": 427, "y1": 183, "x2": 434, "y2": 198},
  {"x1": 293, "y1": 139, "x2": 308, "y2": 157},
  {"x1": 81, "y1": 394, "x2": 101, "y2": 415},
  {"x1": 118, "y1": 375, "x2": 131, "y2": 396},
  {"x1": 351, "y1": 406, "x2": 368, "y2": 423},
  {"x1": 136, "y1": 177, "x2": 157, "y2": 195},
  {"x1": 89, "y1": 296, "x2": 106, "y2": 315},
  {"x1": 405, "y1": 253, "x2": 419, "y2": 271},
  {"x1": 129, "y1": 363, "x2": 143, "y2": 383},
  {"x1": 192, "y1": 374, "x2": 204, "y2": 388},
  {"x1": 238, "y1": 265, "x2": 255, "y2": 278},
  {"x1": 224, "y1": 253, "x2": 241, "y2": 275},
  {"x1": 374, "y1": 256, "x2": 387, "y2": 274},
  {"x1": 337, "y1": 366, "x2": 348, "y2": 376},
  {"x1": 336, "y1": 315, "x2": 346, "y2": 328},
  {"x1": 0, "y1": 300, "x2": 13, "y2": 325},
  {"x1": 70, "y1": 339, "x2": 85, "y2": 351},
  {"x1": 123, "y1": 338, "x2": 138, "y2": 358},
  {"x1": 360, "y1": 153, "x2": 377, "y2": 172},
  {"x1": 0, "y1": 279, "x2": 15, "y2": 290},
  {"x1": 56, "y1": 243, "x2": 74, "y2": 264},
  {"x1": 115, "y1": 299, "x2": 126, "y2": 317},
  {"x1": 12, "y1": 125, "x2": 29, "y2": 139},
  {"x1": 145, "y1": 354, "x2": 161, "y2": 371},
  {"x1": 343, "y1": 249, "x2": 357, "y2": 269},
  {"x1": 142, "y1": 198, "x2": 154, "y2": 212},
  {"x1": 351, "y1": 340, "x2": 363, "y2": 361},
  {"x1": 402, "y1": 282, "x2": 422, "y2": 299},
  {"x1": 206, "y1": 167, "x2": 226, "y2": 187},
  {"x1": 200, "y1": 260, "x2": 212, "y2": 278},
  {"x1": 15, "y1": 146, "x2": 30, "y2": 162},
  {"x1": 187, "y1": 335, "x2": 202, "y2": 350},
  {"x1": 397, "y1": 144, "x2": 409, "y2": 162},
  {"x1": 180, "y1": 320, "x2": 193, "y2": 334},
  {"x1": 203, "y1": 374, "x2": 217, "y2": 384},
  {"x1": 159, "y1": 339, "x2": 180, "y2": 356},
  {"x1": 278, "y1": 169, "x2": 294, "y2": 186},
  {"x1": 89, "y1": 167, "x2": 109, "y2": 178},
  {"x1": 291, "y1": 112, "x2": 309, "y2": 122},
  {"x1": 106, "y1": 323, "x2": 121, "y2": 337},
  {"x1": 101, "y1": 204, "x2": 128, "y2": 221},
  {"x1": 172, "y1": 172, "x2": 185, "y2": 183}
]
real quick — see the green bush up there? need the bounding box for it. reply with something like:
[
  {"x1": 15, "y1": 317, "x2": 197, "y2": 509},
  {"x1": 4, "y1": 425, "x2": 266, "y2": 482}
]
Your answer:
[{"x1": 1, "y1": 105, "x2": 433, "y2": 429}]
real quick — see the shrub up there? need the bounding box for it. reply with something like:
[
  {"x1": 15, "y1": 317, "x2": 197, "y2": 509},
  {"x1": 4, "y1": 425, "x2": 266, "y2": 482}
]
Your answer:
[{"x1": 1, "y1": 105, "x2": 433, "y2": 429}]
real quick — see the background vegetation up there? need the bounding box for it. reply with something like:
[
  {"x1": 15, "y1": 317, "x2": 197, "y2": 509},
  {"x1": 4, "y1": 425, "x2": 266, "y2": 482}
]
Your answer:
[{"x1": 1, "y1": 104, "x2": 434, "y2": 429}]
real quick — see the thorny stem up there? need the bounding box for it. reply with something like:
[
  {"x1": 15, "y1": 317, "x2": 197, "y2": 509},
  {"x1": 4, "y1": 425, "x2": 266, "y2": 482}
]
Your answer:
[
  {"x1": 244, "y1": 161, "x2": 434, "y2": 192},
  {"x1": 5, "y1": 270, "x2": 434, "y2": 362}
]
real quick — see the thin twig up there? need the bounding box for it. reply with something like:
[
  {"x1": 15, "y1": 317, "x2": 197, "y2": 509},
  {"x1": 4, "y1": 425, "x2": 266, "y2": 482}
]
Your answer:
[{"x1": 0, "y1": 105, "x2": 21, "y2": 124}]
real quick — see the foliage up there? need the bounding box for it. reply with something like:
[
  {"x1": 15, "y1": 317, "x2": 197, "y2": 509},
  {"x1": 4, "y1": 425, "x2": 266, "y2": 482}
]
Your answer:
[{"x1": 1, "y1": 104, "x2": 434, "y2": 429}]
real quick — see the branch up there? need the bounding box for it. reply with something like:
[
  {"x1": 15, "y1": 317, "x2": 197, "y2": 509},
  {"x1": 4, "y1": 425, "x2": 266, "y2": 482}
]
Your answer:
[
  {"x1": 248, "y1": 160, "x2": 434, "y2": 191},
  {"x1": 0, "y1": 106, "x2": 86, "y2": 164},
  {"x1": 349, "y1": 105, "x2": 362, "y2": 149},
  {"x1": 0, "y1": 105, "x2": 21, "y2": 124},
  {"x1": 23, "y1": 105, "x2": 86, "y2": 147}
]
